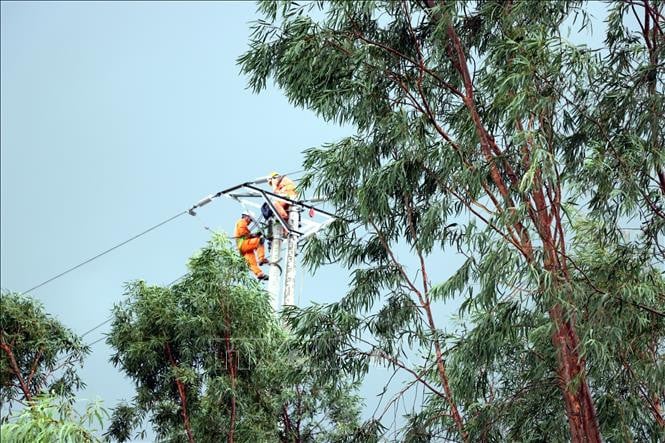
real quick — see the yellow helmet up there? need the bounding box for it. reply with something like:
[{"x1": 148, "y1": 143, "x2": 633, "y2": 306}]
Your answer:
[{"x1": 268, "y1": 171, "x2": 280, "y2": 178}]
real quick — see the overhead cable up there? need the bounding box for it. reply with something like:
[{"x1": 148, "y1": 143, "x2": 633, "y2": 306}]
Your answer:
[
  {"x1": 21, "y1": 169, "x2": 311, "y2": 295},
  {"x1": 53, "y1": 272, "x2": 190, "y2": 366},
  {"x1": 22, "y1": 210, "x2": 189, "y2": 294}
]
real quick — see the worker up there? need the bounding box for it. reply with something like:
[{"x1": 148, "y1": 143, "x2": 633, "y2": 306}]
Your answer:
[
  {"x1": 267, "y1": 172, "x2": 297, "y2": 221},
  {"x1": 234, "y1": 213, "x2": 269, "y2": 280}
]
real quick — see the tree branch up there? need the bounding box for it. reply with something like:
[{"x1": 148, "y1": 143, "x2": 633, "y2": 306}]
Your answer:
[{"x1": 0, "y1": 333, "x2": 32, "y2": 402}]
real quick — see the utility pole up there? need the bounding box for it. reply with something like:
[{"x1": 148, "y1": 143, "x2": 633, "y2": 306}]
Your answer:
[
  {"x1": 267, "y1": 220, "x2": 283, "y2": 311},
  {"x1": 193, "y1": 177, "x2": 336, "y2": 313},
  {"x1": 282, "y1": 205, "x2": 301, "y2": 307}
]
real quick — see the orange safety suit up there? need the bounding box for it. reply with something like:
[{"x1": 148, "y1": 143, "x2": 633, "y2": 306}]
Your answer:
[
  {"x1": 234, "y1": 217, "x2": 266, "y2": 277},
  {"x1": 270, "y1": 175, "x2": 297, "y2": 220}
]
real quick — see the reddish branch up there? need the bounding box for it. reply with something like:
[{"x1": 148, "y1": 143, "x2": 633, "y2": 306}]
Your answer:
[
  {"x1": 444, "y1": 26, "x2": 534, "y2": 257},
  {"x1": 0, "y1": 334, "x2": 32, "y2": 402},
  {"x1": 165, "y1": 342, "x2": 194, "y2": 443},
  {"x1": 281, "y1": 404, "x2": 294, "y2": 440},
  {"x1": 370, "y1": 214, "x2": 469, "y2": 443},
  {"x1": 549, "y1": 305, "x2": 601, "y2": 442},
  {"x1": 26, "y1": 349, "x2": 43, "y2": 393}
]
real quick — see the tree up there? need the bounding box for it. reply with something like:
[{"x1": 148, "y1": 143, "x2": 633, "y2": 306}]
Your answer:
[
  {"x1": 1, "y1": 292, "x2": 89, "y2": 416},
  {"x1": 1, "y1": 395, "x2": 107, "y2": 443},
  {"x1": 106, "y1": 233, "x2": 280, "y2": 442},
  {"x1": 106, "y1": 233, "x2": 365, "y2": 442},
  {"x1": 239, "y1": 1, "x2": 664, "y2": 441}
]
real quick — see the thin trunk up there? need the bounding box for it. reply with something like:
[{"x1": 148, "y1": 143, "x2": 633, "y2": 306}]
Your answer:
[
  {"x1": 26, "y1": 350, "x2": 43, "y2": 390},
  {"x1": 165, "y1": 343, "x2": 194, "y2": 443},
  {"x1": 281, "y1": 404, "x2": 293, "y2": 442},
  {"x1": 402, "y1": 200, "x2": 469, "y2": 442},
  {"x1": 423, "y1": 302, "x2": 469, "y2": 442},
  {"x1": 175, "y1": 380, "x2": 195, "y2": 443},
  {"x1": 373, "y1": 216, "x2": 468, "y2": 441},
  {"x1": 539, "y1": 207, "x2": 600, "y2": 442},
  {"x1": 0, "y1": 335, "x2": 32, "y2": 402},
  {"x1": 653, "y1": 395, "x2": 665, "y2": 428}
]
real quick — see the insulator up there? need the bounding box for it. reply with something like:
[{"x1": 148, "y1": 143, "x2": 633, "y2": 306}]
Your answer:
[{"x1": 195, "y1": 195, "x2": 213, "y2": 208}]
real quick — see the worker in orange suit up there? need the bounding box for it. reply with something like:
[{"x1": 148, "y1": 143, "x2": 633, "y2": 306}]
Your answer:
[
  {"x1": 234, "y1": 213, "x2": 269, "y2": 280},
  {"x1": 267, "y1": 172, "x2": 297, "y2": 221}
]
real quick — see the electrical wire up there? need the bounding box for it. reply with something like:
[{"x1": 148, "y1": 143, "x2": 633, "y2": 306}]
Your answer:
[
  {"x1": 20, "y1": 170, "x2": 309, "y2": 296},
  {"x1": 86, "y1": 336, "x2": 107, "y2": 348},
  {"x1": 53, "y1": 272, "x2": 190, "y2": 366},
  {"x1": 22, "y1": 170, "x2": 328, "y2": 367},
  {"x1": 81, "y1": 318, "x2": 113, "y2": 338},
  {"x1": 22, "y1": 210, "x2": 189, "y2": 295}
]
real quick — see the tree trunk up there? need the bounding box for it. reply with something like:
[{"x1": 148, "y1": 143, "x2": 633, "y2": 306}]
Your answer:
[
  {"x1": 0, "y1": 335, "x2": 32, "y2": 402},
  {"x1": 550, "y1": 306, "x2": 602, "y2": 443},
  {"x1": 165, "y1": 343, "x2": 195, "y2": 443}
]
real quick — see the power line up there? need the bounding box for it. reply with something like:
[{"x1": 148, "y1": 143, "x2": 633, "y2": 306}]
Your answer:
[
  {"x1": 25, "y1": 170, "x2": 310, "y2": 332},
  {"x1": 81, "y1": 318, "x2": 113, "y2": 338},
  {"x1": 54, "y1": 272, "x2": 190, "y2": 366},
  {"x1": 80, "y1": 273, "x2": 187, "y2": 340},
  {"x1": 21, "y1": 170, "x2": 308, "y2": 295},
  {"x1": 86, "y1": 336, "x2": 107, "y2": 348},
  {"x1": 22, "y1": 210, "x2": 189, "y2": 294}
]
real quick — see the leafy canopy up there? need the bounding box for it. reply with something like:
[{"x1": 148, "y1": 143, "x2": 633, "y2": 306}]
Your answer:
[
  {"x1": 1, "y1": 292, "x2": 89, "y2": 413},
  {"x1": 240, "y1": 0, "x2": 664, "y2": 441}
]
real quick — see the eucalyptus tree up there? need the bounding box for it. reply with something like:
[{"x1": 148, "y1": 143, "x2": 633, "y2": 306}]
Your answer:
[
  {"x1": 0, "y1": 292, "x2": 89, "y2": 416},
  {"x1": 106, "y1": 233, "x2": 365, "y2": 442},
  {"x1": 106, "y1": 233, "x2": 280, "y2": 442},
  {"x1": 239, "y1": 1, "x2": 664, "y2": 441}
]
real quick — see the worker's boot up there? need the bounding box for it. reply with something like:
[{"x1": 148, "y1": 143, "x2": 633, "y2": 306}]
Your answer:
[{"x1": 257, "y1": 273, "x2": 269, "y2": 281}]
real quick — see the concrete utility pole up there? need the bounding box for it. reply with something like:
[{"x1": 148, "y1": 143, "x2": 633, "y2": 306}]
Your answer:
[
  {"x1": 267, "y1": 220, "x2": 283, "y2": 311},
  {"x1": 282, "y1": 205, "x2": 301, "y2": 308}
]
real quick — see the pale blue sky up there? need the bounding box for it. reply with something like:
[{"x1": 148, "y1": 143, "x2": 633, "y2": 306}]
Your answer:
[{"x1": 2, "y1": 0, "x2": 611, "y2": 439}]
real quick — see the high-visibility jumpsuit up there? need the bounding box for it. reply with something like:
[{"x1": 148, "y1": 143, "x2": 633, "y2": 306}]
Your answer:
[
  {"x1": 234, "y1": 217, "x2": 266, "y2": 277},
  {"x1": 271, "y1": 175, "x2": 297, "y2": 221}
]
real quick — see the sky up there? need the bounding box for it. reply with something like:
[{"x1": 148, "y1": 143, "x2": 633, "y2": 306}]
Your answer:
[{"x1": 1, "y1": 0, "x2": 611, "y2": 440}]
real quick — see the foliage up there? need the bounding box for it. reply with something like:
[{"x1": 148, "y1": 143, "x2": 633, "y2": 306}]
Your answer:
[
  {"x1": 0, "y1": 394, "x2": 107, "y2": 443},
  {"x1": 106, "y1": 233, "x2": 364, "y2": 442},
  {"x1": 0, "y1": 292, "x2": 89, "y2": 416},
  {"x1": 270, "y1": 337, "x2": 365, "y2": 442},
  {"x1": 240, "y1": 0, "x2": 664, "y2": 441}
]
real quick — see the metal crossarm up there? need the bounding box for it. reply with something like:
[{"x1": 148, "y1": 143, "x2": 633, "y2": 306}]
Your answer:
[{"x1": 187, "y1": 176, "x2": 340, "y2": 314}]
